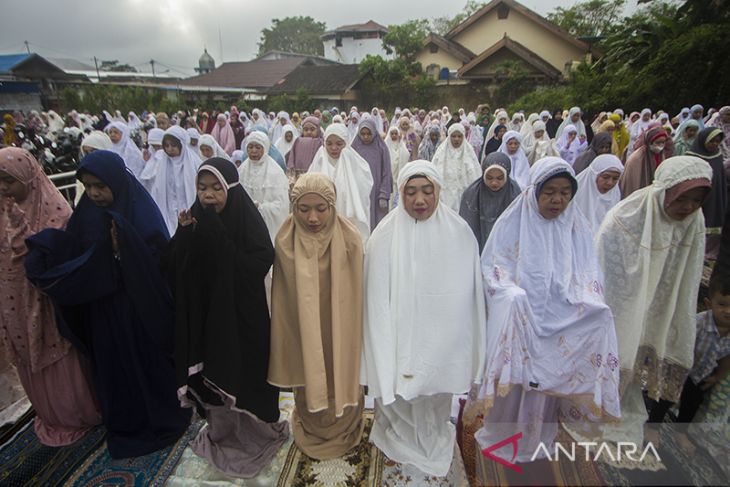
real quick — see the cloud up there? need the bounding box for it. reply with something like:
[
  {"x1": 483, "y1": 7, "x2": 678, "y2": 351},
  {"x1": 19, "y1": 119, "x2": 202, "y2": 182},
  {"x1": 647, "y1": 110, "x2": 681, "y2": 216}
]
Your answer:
[{"x1": 0, "y1": 0, "x2": 584, "y2": 76}]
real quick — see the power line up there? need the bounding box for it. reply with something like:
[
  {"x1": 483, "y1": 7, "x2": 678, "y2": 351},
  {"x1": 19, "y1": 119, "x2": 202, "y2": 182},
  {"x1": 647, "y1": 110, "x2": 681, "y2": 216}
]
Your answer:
[{"x1": 0, "y1": 42, "x2": 25, "y2": 53}]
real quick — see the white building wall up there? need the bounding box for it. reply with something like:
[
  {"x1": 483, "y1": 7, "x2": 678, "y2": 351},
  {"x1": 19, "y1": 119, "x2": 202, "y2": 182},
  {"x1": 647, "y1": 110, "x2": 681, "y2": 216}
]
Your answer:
[{"x1": 323, "y1": 37, "x2": 391, "y2": 64}]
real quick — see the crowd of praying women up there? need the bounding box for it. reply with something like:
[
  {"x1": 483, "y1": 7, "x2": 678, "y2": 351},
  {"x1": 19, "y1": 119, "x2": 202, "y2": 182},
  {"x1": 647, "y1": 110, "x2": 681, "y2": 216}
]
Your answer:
[{"x1": 1, "y1": 101, "x2": 729, "y2": 480}]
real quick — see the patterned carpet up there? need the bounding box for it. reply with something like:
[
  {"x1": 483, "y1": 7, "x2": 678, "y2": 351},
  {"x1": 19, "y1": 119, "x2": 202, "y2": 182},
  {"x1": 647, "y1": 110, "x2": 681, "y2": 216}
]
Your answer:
[
  {"x1": 169, "y1": 408, "x2": 470, "y2": 486},
  {"x1": 0, "y1": 414, "x2": 201, "y2": 487},
  {"x1": 459, "y1": 410, "x2": 728, "y2": 486}
]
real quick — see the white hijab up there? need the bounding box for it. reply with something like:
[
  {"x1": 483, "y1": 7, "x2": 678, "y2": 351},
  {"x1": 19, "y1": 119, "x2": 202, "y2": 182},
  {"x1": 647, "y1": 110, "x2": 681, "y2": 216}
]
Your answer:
[
  {"x1": 139, "y1": 125, "x2": 202, "y2": 236},
  {"x1": 238, "y1": 131, "x2": 290, "y2": 242},
  {"x1": 430, "y1": 123, "x2": 481, "y2": 211},
  {"x1": 477, "y1": 156, "x2": 620, "y2": 420},
  {"x1": 384, "y1": 127, "x2": 410, "y2": 185},
  {"x1": 362, "y1": 160, "x2": 486, "y2": 405},
  {"x1": 556, "y1": 106, "x2": 587, "y2": 139},
  {"x1": 273, "y1": 124, "x2": 297, "y2": 157},
  {"x1": 556, "y1": 124, "x2": 587, "y2": 166},
  {"x1": 104, "y1": 121, "x2": 145, "y2": 177},
  {"x1": 307, "y1": 123, "x2": 374, "y2": 242},
  {"x1": 522, "y1": 120, "x2": 550, "y2": 156},
  {"x1": 497, "y1": 130, "x2": 531, "y2": 189},
  {"x1": 199, "y1": 134, "x2": 231, "y2": 161},
  {"x1": 573, "y1": 154, "x2": 624, "y2": 233},
  {"x1": 519, "y1": 113, "x2": 539, "y2": 140}
]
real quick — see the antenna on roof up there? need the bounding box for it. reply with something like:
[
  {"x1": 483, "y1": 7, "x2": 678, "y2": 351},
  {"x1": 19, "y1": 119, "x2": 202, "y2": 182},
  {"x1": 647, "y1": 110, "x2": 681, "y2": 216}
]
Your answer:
[
  {"x1": 24, "y1": 40, "x2": 30, "y2": 54},
  {"x1": 218, "y1": 24, "x2": 224, "y2": 63}
]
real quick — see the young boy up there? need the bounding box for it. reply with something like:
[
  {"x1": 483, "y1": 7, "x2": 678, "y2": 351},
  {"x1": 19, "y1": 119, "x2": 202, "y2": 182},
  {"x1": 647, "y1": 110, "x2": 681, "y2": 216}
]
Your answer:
[
  {"x1": 648, "y1": 275, "x2": 730, "y2": 425},
  {"x1": 681, "y1": 275, "x2": 730, "y2": 420}
]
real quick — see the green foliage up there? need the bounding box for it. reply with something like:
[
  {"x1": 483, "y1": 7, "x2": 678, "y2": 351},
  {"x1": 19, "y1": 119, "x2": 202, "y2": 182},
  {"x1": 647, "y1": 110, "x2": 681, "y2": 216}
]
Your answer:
[
  {"x1": 430, "y1": 0, "x2": 485, "y2": 36},
  {"x1": 492, "y1": 60, "x2": 532, "y2": 106},
  {"x1": 257, "y1": 16, "x2": 326, "y2": 56},
  {"x1": 358, "y1": 55, "x2": 434, "y2": 109},
  {"x1": 99, "y1": 60, "x2": 138, "y2": 73},
  {"x1": 546, "y1": 0, "x2": 626, "y2": 38},
  {"x1": 59, "y1": 84, "x2": 189, "y2": 115},
  {"x1": 382, "y1": 20, "x2": 430, "y2": 62},
  {"x1": 512, "y1": 0, "x2": 730, "y2": 114},
  {"x1": 266, "y1": 88, "x2": 316, "y2": 113}
]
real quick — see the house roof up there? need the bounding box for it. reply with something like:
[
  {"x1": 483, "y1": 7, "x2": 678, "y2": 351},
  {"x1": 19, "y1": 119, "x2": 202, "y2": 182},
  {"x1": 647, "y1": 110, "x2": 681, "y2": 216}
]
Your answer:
[
  {"x1": 178, "y1": 57, "x2": 309, "y2": 89},
  {"x1": 458, "y1": 35, "x2": 562, "y2": 79},
  {"x1": 422, "y1": 33, "x2": 477, "y2": 64},
  {"x1": 46, "y1": 57, "x2": 96, "y2": 71},
  {"x1": 0, "y1": 53, "x2": 70, "y2": 77},
  {"x1": 446, "y1": 0, "x2": 600, "y2": 57},
  {"x1": 322, "y1": 20, "x2": 388, "y2": 39},
  {"x1": 0, "y1": 54, "x2": 31, "y2": 72},
  {"x1": 255, "y1": 50, "x2": 338, "y2": 64},
  {"x1": 267, "y1": 64, "x2": 365, "y2": 95}
]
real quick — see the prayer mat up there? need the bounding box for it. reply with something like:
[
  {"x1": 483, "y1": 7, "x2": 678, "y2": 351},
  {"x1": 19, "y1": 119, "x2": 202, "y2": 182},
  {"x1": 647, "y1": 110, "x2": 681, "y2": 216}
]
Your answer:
[
  {"x1": 63, "y1": 420, "x2": 202, "y2": 486},
  {"x1": 169, "y1": 406, "x2": 469, "y2": 486},
  {"x1": 0, "y1": 418, "x2": 105, "y2": 486},
  {"x1": 0, "y1": 406, "x2": 33, "y2": 449},
  {"x1": 461, "y1": 414, "x2": 605, "y2": 487},
  {"x1": 596, "y1": 422, "x2": 727, "y2": 487},
  {"x1": 276, "y1": 411, "x2": 382, "y2": 486}
]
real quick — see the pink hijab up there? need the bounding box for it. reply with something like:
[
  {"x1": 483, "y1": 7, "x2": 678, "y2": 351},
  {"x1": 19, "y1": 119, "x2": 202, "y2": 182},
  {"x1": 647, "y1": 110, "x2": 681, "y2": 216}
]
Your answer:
[
  {"x1": 0, "y1": 147, "x2": 72, "y2": 371},
  {"x1": 210, "y1": 113, "x2": 236, "y2": 155}
]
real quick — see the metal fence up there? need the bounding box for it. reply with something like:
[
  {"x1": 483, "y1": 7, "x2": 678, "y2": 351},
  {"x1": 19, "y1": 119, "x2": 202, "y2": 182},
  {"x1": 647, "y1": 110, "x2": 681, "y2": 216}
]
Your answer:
[{"x1": 49, "y1": 171, "x2": 78, "y2": 205}]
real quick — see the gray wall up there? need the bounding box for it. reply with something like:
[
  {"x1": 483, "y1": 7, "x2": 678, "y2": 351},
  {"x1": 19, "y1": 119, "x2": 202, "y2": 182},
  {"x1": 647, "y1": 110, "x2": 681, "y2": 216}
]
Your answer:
[{"x1": 0, "y1": 92, "x2": 43, "y2": 113}]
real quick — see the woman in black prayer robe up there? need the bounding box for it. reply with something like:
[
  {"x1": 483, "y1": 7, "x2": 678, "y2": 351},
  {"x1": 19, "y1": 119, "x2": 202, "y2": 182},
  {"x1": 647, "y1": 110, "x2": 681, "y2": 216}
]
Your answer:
[
  {"x1": 687, "y1": 127, "x2": 727, "y2": 259},
  {"x1": 24, "y1": 150, "x2": 191, "y2": 459},
  {"x1": 166, "y1": 157, "x2": 287, "y2": 478},
  {"x1": 459, "y1": 152, "x2": 522, "y2": 252},
  {"x1": 482, "y1": 124, "x2": 507, "y2": 160}
]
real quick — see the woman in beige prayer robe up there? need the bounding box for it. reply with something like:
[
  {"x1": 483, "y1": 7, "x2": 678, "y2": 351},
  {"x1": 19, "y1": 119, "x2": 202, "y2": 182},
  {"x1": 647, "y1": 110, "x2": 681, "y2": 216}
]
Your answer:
[{"x1": 268, "y1": 173, "x2": 365, "y2": 459}]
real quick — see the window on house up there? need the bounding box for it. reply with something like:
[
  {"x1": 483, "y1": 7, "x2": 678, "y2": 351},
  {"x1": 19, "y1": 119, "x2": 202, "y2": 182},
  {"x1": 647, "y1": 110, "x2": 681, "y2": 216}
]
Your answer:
[
  {"x1": 497, "y1": 4, "x2": 509, "y2": 19},
  {"x1": 429, "y1": 44, "x2": 438, "y2": 54},
  {"x1": 335, "y1": 35, "x2": 343, "y2": 47},
  {"x1": 426, "y1": 64, "x2": 440, "y2": 79}
]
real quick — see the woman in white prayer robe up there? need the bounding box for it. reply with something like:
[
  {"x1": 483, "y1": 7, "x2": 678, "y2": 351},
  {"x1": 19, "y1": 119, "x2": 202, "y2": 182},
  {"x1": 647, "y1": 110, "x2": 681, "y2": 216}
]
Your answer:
[
  {"x1": 496, "y1": 130, "x2": 531, "y2": 189},
  {"x1": 468, "y1": 157, "x2": 620, "y2": 463},
  {"x1": 431, "y1": 123, "x2": 481, "y2": 211},
  {"x1": 362, "y1": 160, "x2": 486, "y2": 477},
  {"x1": 572, "y1": 154, "x2": 623, "y2": 233},
  {"x1": 594, "y1": 156, "x2": 711, "y2": 446},
  {"x1": 138, "y1": 126, "x2": 202, "y2": 235},
  {"x1": 238, "y1": 131, "x2": 290, "y2": 243},
  {"x1": 307, "y1": 124, "x2": 373, "y2": 242},
  {"x1": 199, "y1": 134, "x2": 231, "y2": 161}
]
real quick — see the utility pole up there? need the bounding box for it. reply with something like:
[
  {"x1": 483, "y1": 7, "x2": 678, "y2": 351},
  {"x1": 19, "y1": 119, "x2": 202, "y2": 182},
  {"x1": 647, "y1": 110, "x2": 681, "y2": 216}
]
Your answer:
[
  {"x1": 150, "y1": 59, "x2": 156, "y2": 78},
  {"x1": 93, "y1": 56, "x2": 101, "y2": 81},
  {"x1": 24, "y1": 40, "x2": 30, "y2": 54},
  {"x1": 218, "y1": 25, "x2": 224, "y2": 62}
]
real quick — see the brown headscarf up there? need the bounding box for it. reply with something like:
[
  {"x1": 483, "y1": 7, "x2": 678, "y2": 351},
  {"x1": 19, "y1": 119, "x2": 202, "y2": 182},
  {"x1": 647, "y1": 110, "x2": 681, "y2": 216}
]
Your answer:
[{"x1": 268, "y1": 173, "x2": 363, "y2": 416}]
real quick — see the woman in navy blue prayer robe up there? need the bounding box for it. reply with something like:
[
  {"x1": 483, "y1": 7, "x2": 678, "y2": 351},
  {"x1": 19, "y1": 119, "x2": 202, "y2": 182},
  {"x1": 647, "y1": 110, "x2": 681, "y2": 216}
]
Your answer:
[{"x1": 24, "y1": 150, "x2": 190, "y2": 459}]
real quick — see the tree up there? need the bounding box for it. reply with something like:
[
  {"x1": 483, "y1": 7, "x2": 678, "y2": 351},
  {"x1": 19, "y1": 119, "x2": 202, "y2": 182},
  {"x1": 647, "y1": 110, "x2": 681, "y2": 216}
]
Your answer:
[
  {"x1": 99, "y1": 60, "x2": 138, "y2": 72},
  {"x1": 358, "y1": 55, "x2": 434, "y2": 108},
  {"x1": 257, "y1": 16, "x2": 326, "y2": 56},
  {"x1": 546, "y1": 0, "x2": 626, "y2": 38},
  {"x1": 493, "y1": 60, "x2": 532, "y2": 106},
  {"x1": 430, "y1": 1, "x2": 486, "y2": 36},
  {"x1": 382, "y1": 20, "x2": 430, "y2": 63}
]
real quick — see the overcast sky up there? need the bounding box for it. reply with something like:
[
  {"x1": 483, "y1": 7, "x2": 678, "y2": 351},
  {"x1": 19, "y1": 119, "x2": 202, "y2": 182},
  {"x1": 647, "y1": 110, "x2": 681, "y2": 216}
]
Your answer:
[{"x1": 1, "y1": 0, "x2": 639, "y2": 76}]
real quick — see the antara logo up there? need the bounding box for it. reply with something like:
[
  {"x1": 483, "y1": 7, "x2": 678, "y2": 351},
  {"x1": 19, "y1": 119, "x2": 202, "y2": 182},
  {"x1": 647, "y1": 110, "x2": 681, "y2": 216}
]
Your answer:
[
  {"x1": 481, "y1": 432, "x2": 524, "y2": 473},
  {"x1": 481, "y1": 432, "x2": 661, "y2": 471}
]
